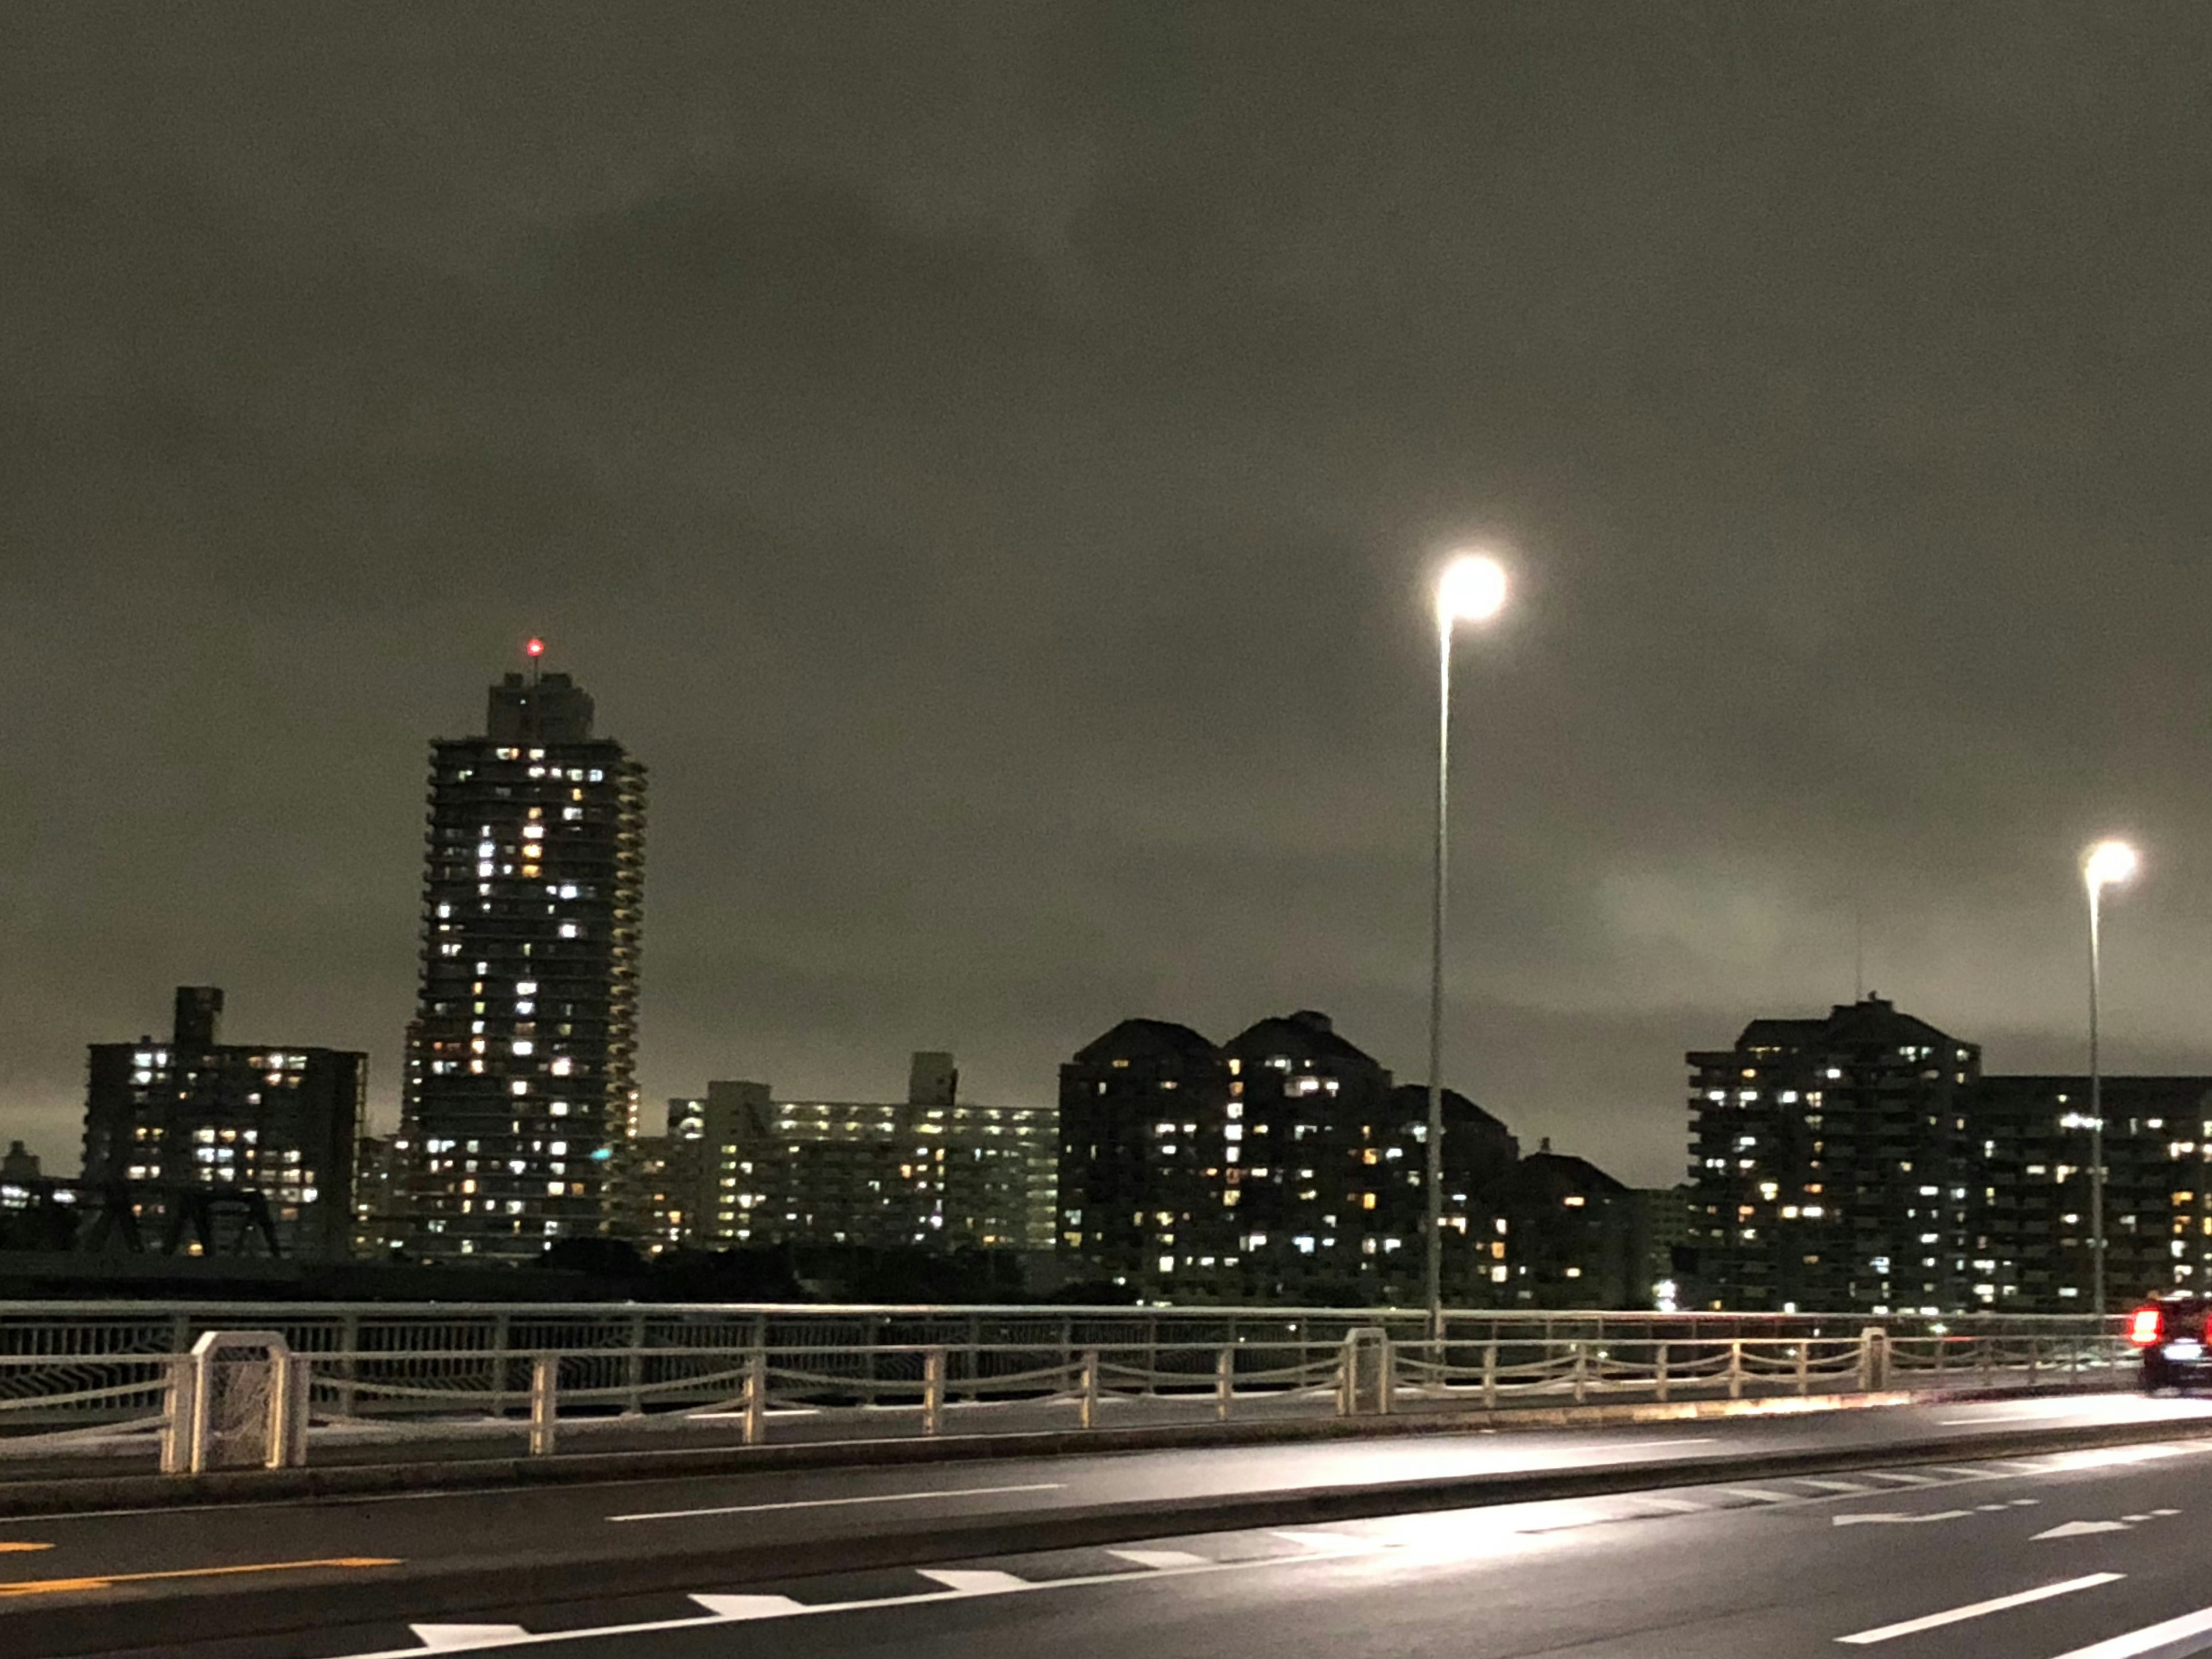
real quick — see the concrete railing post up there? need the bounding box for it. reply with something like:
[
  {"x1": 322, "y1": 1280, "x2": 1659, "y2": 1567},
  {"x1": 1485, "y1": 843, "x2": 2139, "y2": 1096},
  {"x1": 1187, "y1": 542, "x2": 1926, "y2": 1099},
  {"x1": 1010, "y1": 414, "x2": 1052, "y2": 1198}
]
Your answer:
[
  {"x1": 1080, "y1": 1349, "x2": 1100, "y2": 1430},
  {"x1": 1727, "y1": 1339, "x2": 1744, "y2": 1400},
  {"x1": 624, "y1": 1312, "x2": 647, "y2": 1417},
  {"x1": 1858, "y1": 1327, "x2": 1888, "y2": 1392},
  {"x1": 1482, "y1": 1342, "x2": 1498, "y2": 1410},
  {"x1": 2027, "y1": 1335, "x2": 2040, "y2": 1391},
  {"x1": 271, "y1": 1351, "x2": 310, "y2": 1470},
  {"x1": 1340, "y1": 1327, "x2": 1388, "y2": 1416},
  {"x1": 528, "y1": 1354, "x2": 558, "y2": 1457},
  {"x1": 166, "y1": 1331, "x2": 305, "y2": 1475},
  {"x1": 923, "y1": 1347, "x2": 946, "y2": 1435},
  {"x1": 1795, "y1": 1343, "x2": 1809, "y2": 1397},
  {"x1": 1571, "y1": 1341, "x2": 1588, "y2": 1405},
  {"x1": 160, "y1": 1354, "x2": 196, "y2": 1476},
  {"x1": 1977, "y1": 1334, "x2": 1994, "y2": 1388},
  {"x1": 1654, "y1": 1342, "x2": 1669, "y2": 1404},
  {"x1": 742, "y1": 1347, "x2": 767, "y2": 1446},
  {"x1": 1215, "y1": 1345, "x2": 1234, "y2": 1422},
  {"x1": 337, "y1": 1310, "x2": 359, "y2": 1420}
]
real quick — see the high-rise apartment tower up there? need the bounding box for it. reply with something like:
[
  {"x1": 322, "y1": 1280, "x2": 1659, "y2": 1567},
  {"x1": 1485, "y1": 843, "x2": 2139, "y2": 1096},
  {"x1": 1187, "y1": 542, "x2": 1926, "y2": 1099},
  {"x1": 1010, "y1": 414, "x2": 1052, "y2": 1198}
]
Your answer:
[{"x1": 402, "y1": 652, "x2": 646, "y2": 1263}]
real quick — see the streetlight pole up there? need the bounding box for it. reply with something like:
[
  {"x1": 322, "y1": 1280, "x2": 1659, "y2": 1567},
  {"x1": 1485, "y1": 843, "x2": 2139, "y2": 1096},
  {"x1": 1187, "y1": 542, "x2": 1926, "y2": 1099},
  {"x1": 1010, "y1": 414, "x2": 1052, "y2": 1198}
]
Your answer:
[
  {"x1": 2082, "y1": 839, "x2": 2137, "y2": 1329},
  {"x1": 1426, "y1": 553, "x2": 1508, "y2": 1341}
]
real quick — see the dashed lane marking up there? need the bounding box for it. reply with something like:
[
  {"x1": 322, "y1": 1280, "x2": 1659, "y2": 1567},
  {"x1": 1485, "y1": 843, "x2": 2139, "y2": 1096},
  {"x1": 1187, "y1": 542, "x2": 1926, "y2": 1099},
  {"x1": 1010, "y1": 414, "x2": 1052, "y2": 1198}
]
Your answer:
[
  {"x1": 2046, "y1": 1601, "x2": 2212, "y2": 1657},
  {"x1": 321, "y1": 1540, "x2": 1385, "y2": 1657},
  {"x1": 0, "y1": 1544, "x2": 52, "y2": 1554},
  {"x1": 608, "y1": 1482, "x2": 1065, "y2": 1522},
  {"x1": 1835, "y1": 1571, "x2": 2124, "y2": 1645}
]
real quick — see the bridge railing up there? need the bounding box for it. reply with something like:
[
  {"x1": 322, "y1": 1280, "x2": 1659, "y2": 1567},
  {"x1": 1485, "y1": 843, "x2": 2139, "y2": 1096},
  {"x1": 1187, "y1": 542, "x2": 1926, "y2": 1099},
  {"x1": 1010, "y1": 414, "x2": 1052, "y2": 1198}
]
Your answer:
[{"x1": 0, "y1": 1302, "x2": 2137, "y2": 1471}]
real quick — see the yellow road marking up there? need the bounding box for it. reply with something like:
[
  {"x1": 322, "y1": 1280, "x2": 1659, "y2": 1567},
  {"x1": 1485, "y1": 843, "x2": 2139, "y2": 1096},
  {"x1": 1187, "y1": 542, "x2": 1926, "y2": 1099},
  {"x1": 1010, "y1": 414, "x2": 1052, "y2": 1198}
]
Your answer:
[
  {"x1": 0, "y1": 1544, "x2": 53, "y2": 1554},
  {"x1": 0, "y1": 1556, "x2": 399, "y2": 1597}
]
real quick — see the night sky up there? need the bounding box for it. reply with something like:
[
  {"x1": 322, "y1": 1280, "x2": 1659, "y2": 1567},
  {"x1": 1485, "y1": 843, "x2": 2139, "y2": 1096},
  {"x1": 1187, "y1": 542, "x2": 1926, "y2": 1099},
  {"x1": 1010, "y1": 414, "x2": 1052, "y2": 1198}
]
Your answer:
[{"x1": 8, "y1": 4, "x2": 2212, "y2": 1190}]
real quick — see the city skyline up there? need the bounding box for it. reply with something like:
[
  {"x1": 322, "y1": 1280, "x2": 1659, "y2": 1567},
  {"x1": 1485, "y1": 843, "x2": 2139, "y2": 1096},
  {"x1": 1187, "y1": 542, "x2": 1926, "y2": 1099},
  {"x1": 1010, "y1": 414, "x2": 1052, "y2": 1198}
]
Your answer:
[
  {"x1": 16, "y1": 10, "x2": 2212, "y2": 1194},
  {"x1": 0, "y1": 628, "x2": 2185, "y2": 1203}
]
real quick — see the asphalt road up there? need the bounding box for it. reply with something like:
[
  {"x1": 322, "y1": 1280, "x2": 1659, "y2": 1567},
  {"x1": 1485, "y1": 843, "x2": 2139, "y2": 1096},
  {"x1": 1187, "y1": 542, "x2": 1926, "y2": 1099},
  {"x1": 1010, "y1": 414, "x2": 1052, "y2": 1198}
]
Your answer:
[{"x1": 12, "y1": 1392, "x2": 2212, "y2": 1657}]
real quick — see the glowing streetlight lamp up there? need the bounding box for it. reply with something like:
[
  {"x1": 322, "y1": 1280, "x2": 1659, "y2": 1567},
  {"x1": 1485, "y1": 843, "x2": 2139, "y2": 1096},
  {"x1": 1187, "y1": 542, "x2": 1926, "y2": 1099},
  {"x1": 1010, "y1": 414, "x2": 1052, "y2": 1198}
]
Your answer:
[
  {"x1": 1425, "y1": 551, "x2": 1509, "y2": 1339},
  {"x1": 2082, "y1": 838, "x2": 2137, "y2": 1325}
]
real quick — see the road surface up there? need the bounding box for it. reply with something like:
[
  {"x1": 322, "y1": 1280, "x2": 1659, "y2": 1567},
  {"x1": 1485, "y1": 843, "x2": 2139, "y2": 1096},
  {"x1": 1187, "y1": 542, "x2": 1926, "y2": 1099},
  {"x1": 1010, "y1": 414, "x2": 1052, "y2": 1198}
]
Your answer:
[{"x1": 10, "y1": 1391, "x2": 2212, "y2": 1657}]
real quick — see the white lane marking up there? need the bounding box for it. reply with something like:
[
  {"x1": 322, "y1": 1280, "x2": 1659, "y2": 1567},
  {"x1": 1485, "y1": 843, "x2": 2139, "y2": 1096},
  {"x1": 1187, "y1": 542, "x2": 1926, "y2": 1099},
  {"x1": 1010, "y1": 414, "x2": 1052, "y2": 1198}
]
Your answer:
[
  {"x1": 1110, "y1": 1548, "x2": 1210, "y2": 1569},
  {"x1": 1835, "y1": 1572, "x2": 2124, "y2": 1645},
  {"x1": 413, "y1": 1631, "x2": 530, "y2": 1650},
  {"x1": 688, "y1": 1408, "x2": 821, "y2": 1419},
  {"x1": 2036, "y1": 1520, "x2": 2133, "y2": 1539},
  {"x1": 1938, "y1": 1408, "x2": 2080, "y2": 1425},
  {"x1": 2152, "y1": 1508, "x2": 2181, "y2": 1516},
  {"x1": 2046, "y1": 1602, "x2": 2212, "y2": 1658},
  {"x1": 1799, "y1": 1479, "x2": 1878, "y2": 1494},
  {"x1": 920, "y1": 1569, "x2": 1029, "y2": 1593},
  {"x1": 1272, "y1": 1530, "x2": 1383, "y2": 1552},
  {"x1": 1585, "y1": 1438, "x2": 1718, "y2": 1449},
  {"x1": 1628, "y1": 1495, "x2": 1707, "y2": 1513},
  {"x1": 688, "y1": 1595, "x2": 806, "y2": 1619},
  {"x1": 320, "y1": 1536, "x2": 1381, "y2": 1657},
  {"x1": 1721, "y1": 1487, "x2": 1799, "y2": 1503},
  {"x1": 608, "y1": 1481, "x2": 1064, "y2": 1522},
  {"x1": 1832, "y1": 1510, "x2": 1973, "y2": 1527},
  {"x1": 1862, "y1": 1471, "x2": 1942, "y2": 1486}
]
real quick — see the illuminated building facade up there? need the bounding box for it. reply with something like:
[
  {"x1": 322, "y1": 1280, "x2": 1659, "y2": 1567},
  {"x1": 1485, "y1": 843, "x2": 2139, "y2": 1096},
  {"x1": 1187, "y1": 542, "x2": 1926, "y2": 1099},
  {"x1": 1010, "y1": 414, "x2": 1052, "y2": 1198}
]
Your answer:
[
  {"x1": 1687, "y1": 995, "x2": 1982, "y2": 1313},
  {"x1": 1058, "y1": 1011, "x2": 1519, "y2": 1302},
  {"x1": 82, "y1": 986, "x2": 363, "y2": 1258},
  {"x1": 662, "y1": 1057, "x2": 1054, "y2": 1252},
  {"x1": 401, "y1": 656, "x2": 646, "y2": 1264},
  {"x1": 1964, "y1": 1075, "x2": 2212, "y2": 1312}
]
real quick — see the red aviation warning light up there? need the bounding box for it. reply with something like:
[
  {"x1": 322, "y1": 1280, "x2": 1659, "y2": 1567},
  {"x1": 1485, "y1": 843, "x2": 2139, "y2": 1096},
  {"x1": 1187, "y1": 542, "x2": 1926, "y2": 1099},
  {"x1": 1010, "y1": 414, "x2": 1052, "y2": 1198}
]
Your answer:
[{"x1": 525, "y1": 637, "x2": 546, "y2": 658}]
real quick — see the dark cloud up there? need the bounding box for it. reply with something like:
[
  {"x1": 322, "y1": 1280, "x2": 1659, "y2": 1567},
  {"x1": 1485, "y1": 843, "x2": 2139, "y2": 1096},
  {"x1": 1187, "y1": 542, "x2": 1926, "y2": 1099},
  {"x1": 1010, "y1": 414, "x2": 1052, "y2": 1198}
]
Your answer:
[{"x1": 6, "y1": 2, "x2": 2212, "y2": 1188}]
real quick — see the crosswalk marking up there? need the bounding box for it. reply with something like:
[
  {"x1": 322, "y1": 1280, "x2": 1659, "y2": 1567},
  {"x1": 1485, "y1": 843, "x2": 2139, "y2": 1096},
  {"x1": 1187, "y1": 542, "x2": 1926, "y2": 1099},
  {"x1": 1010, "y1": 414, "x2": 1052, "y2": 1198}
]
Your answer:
[
  {"x1": 688, "y1": 1595, "x2": 808, "y2": 1619},
  {"x1": 1110, "y1": 1548, "x2": 1211, "y2": 1569},
  {"x1": 411, "y1": 1631, "x2": 529, "y2": 1651},
  {"x1": 920, "y1": 1569, "x2": 1030, "y2": 1594},
  {"x1": 1272, "y1": 1531, "x2": 1385, "y2": 1552}
]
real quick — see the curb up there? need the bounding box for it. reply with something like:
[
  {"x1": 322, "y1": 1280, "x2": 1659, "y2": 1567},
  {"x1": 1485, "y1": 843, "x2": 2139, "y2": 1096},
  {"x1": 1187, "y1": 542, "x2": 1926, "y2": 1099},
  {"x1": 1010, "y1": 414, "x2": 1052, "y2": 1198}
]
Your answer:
[
  {"x1": 3, "y1": 1406, "x2": 2205, "y2": 1658},
  {"x1": 0, "y1": 1382, "x2": 2103, "y2": 1518}
]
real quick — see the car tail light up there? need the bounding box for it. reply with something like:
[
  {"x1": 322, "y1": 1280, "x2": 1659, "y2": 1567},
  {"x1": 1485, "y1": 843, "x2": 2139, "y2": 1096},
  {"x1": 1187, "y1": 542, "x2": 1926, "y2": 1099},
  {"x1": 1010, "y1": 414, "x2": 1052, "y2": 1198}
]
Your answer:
[{"x1": 2129, "y1": 1306, "x2": 2164, "y2": 1347}]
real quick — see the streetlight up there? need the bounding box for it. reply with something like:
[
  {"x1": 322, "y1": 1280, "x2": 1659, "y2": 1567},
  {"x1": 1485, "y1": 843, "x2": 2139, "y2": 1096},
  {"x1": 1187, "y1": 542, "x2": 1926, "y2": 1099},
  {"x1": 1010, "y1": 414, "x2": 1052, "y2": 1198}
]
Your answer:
[
  {"x1": 2082, "y1": 838, "x2": 2137, "y2": 1327},
  {"x1": 1426, "y1": 551, "x2": 1509, "y2": 1340}
]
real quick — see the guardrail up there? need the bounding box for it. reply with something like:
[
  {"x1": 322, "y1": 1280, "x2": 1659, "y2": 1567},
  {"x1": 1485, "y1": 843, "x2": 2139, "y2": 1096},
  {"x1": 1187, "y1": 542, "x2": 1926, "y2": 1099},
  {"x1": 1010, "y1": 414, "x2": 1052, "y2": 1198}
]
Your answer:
[{"x1": 0, "y1": 1302, "x2": 2136, "y2": 1474}]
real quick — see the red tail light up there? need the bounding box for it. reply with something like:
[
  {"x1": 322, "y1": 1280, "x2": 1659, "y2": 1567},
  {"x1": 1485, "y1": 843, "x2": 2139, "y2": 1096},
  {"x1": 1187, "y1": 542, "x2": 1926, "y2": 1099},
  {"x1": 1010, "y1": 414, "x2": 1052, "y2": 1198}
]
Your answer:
[{"x1": 2129, "y1": 1305, "x2": 2164, "y2": 1347}]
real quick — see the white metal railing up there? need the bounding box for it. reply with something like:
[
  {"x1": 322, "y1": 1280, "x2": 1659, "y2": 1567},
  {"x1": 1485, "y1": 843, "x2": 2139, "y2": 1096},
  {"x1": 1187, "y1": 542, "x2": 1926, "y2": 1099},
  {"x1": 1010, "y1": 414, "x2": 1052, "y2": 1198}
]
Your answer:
[{"x1": 0, "y1": 1309, "x2": 2138, "y2": 1472}]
